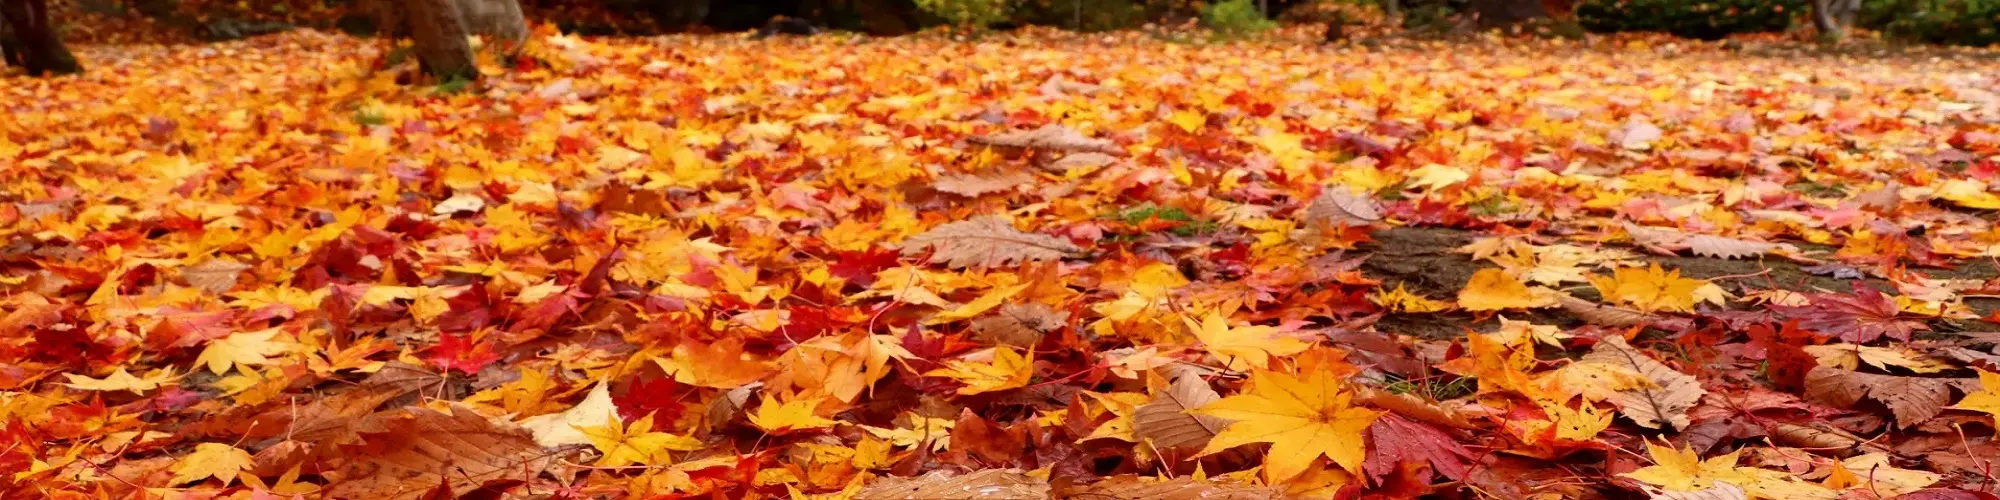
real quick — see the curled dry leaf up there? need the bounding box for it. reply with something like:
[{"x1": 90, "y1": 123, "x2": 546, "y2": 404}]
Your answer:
[
  {"x1": 179, "y1": 258, "x2": 252, "y2": 294},
  {"x1": 1765, "y1": 422, "x2": 1892, "y2": 457},
  {"x1": 1558, "y1": 294, "x2": 1654, "y2": 327},
  {"x1": 1045, "y1": 152, "x2": 1117, "y2": 173},
  {"x1": 968, "y1": 303, "x2": 1069, "y2": 347},
  {"x1": 1643, "y1": 482, "x2": 1748, "y2": 500},
  {"x1": 901, "y1": 216, "x2": 1082, "y2": 269},
  {"x1": 324, "y1": 404, "x2": 554, "y2": 500},
  {"x1": 968, "y1": 124, "x2": 1122, "y2": 155},
  {"x1": 1132, "y1": 373, "x2": 1228, "y2": 456},
  {"x1": 856, "y1": 468, "x2": 1050, "y2": 500},
  {"x1": 1684, "y1": 235, "x2": 1780, "y2": 260},
  {"x1": 934, "y1": 171, "x2": 1035, "y2": 197},
  {"x1": 1804, "y1": 367, "x2": 1956, "y2": 428},
  {"x1": 1304, "y1": 188, "x2": 1383, "y2": 228},
  {"x1": 1580, "y1": 336, "x2": 1705, "y2": 431}
]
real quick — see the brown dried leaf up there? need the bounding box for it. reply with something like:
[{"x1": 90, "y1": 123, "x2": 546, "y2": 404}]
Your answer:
[
  {"x1": 1767, "y1": 422, "x2": 1892, "y2": 457},
  {"x1": 968, "y1": 303, "x2": 1069, "y2": 347},
  {"x1": 969, "y1": 124, "x2": 1121, "y2": 155},
  {"x1": 901, "y1": 216, "x2": 1082, "y2": 269},
  {"x1": 1355, "y1": 386, "x2": 1477, "y2": 430},
  {"x1": 1685, "y1": 235, "x2": 1780, "y2": 260},
  {"x1": 857, "y1": 468, "x2": 1051, "y2": 500},
  {"x1": 180, "y1": 258, "x2": 252, "y2": 294},
  {"x1": 934, "y1": 171, "x2": 1035, "y2": 197},
  {"x1": 1558, "y1": 294, "x2": 1653, "y2": 327},
  {"x1": 1132, "y1": 373, "x2": 1228, "y2": 455},
  {"x1": 323, "y1": 404, "x2": 553, "y2": 500},
  {"x1": 1580, "y1": 336, "x2": 1704, "y2": 430},
  {"x1": 1804, "y1": 367, "x2": 1955, "y2": 428},
  {"x1": 1303, "y1": 188, "x2": 1382, "y2": 227},
  {"x1": 1044, "y1": 152, "x2": 1116, "y2": 173},
  {"x1": 1070, "y1": 475, "x2": 1280, "y2": 499}
]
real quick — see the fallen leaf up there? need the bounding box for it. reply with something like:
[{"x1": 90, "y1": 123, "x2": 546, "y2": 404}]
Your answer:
[
  {"x1": 169, "y1": 443, "x2": 254, "y2": 486},
  {"x1": 901, "y1": 216, "x2": 1082, "y2": 268},
  {"x1": 1194, "y1": 369, "x2": 1382, "y2": 483},
  {"x1": 1580, "y1": 336, "x2": 1705, "y2": 430}
]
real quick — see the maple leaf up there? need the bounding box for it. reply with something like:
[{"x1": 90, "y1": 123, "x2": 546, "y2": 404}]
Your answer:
[
  {"x1": 1362, "y1": 413, "x2": 1474, "y2": 484},
  {"x1": 615, "y1": 376, "x2": 689, "y2": 423},
  {"x1": 1579, "y1": 336, "x2": 1705, "y2": 431},
  {"x1": 328, "y1": 404, "x2": 554, "y2": 500},
  {"x1": 900, "y1": 216, "x2": 1082, "y2": 268},
  {"x1": 1773, "y1": 284, "x2": 1926, "y2": 343},
  {"x1": 1133, "y1": 372, "x2": 1228, "y2": 454},
  {"x1": 969, "y1": 124, "x2": 1122, "y2": 155},
  {"x1": 580, "y1": 413, "x2": 703, "y2": 467},
  {"x1": 194, "y1": 327, "x2": 293, "y2": 375},
  {"x1": 424, "y1": 334, "x2": 501, "y2": 375},
  {"x1": 63, "y1": 368, "x2": 176, "y2": 393},
  {"x1": 1588, "y1": 264, "x2": 1710, "y2": 314},
  {"x1": 1457, "y1": 268, "x2": 1558, "y2": 310},
  {"x1": 747, "y1": 395, "x2": 839, "y2": 435},
  {"x1": 1622, "y1": 442, "x2": 1755, "y2": 492},
  {"x1": 1185, "y1": 312, "x2": 1311, "y2": 371},
  {"x1": 1804, "y1": 366, "x2": 1956, "y2": 428},
  {"x1": 934, "y1": 170, "x2": 1035, "y2": 197},
  {"x1": 1948, "y1": 369, "x2": 2000, "y2": 423},
  {"x1": 178, "y1": 257, "x2": 252, "y2": 294},
  {"x1": 170, "y1": 443, "x2": 254, "y2": 486},
  {"x1": 1194, "y1": 369, "x2": 1383, "y2": 483},
  {"x1": 924, "y1": 346, "x2": 1034, "y2": 395}
]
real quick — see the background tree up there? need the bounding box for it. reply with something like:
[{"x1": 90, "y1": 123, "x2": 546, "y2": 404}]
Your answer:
[
  {"x1": 1811, "y1": 0, "x2": 1862, "y2": 39},
  {"x1": 369, "y1": 0, "x2": 527, "y2": 80},
  {"x1": 0, "y1": 0, "x2": 81, "y2": 75}
]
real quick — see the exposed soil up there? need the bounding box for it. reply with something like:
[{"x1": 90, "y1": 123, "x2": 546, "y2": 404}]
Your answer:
[{"x1": 1358, "y1": 226, "x2": 2000, "y2": 340}]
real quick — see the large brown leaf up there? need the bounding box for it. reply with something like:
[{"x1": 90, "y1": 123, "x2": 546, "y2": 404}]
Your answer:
[
  {"x1": 968, "y1": 124, "x2": 1121, "y2": 155},
  {"x1": 901, "y1": 217, "x2": 1083, "y2": 269},
  {"x1": 1068, "y1": 475, "x2": 1280, "y2": 499},
  {"x1": 1131, "y1": 373, "x2": 1228, "y2": 455},
  {"x1": 1804, "y1": 367, "x2": 1956, "y2": 428},
  {"x1": 857, "y1": 468, "x2": 1050, "y2": 500},
  {"x1": 324, "y1": 404, "x2": 553, "y2": 500},
  {"x1": 1580, "y1": 336, "x2": 1704, "y2": 431}
]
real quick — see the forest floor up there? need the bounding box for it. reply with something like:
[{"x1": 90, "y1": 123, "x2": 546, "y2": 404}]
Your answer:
[{"x1": 4, "y1": 28, "x2": 2000, "y2": 499}]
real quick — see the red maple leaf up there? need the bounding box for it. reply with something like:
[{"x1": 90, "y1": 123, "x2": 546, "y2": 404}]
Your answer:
[
  {"x1": 828, "y1": 248, "x2": 900, "y2": 286},
  {"x1": 615, "y1": 376, "x2": 689, "y2": 423},
  {"x1": 424, "y1": 334, "x2": 500, "y2": 375},
  {"x1": 1363, "y1": 413, "x2": 1474, "y2": 485},
  {"x1": 1771, "y1": 283, "x2": 1925, "y2": 343},
  {"x1": 1748, "y1": 321, "x2": 1821, "y2": 393}
]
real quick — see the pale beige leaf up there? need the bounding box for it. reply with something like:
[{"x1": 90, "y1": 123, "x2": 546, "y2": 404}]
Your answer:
[
  {"x1": 969, "y1": 124, "x2": 1121, "y2": 155},
  {"x1": 706, "y1": 383, "x2": 758, "y2": 433},
  {"x1": 1304, "y1": 188, "x2": 1382, "y2": 227},
  {"x1": 521, "y1": 381, "x2": 619, "y2": 446},
  {"x1": 901, "y1": 216, "x2": 1082, "y2": 268},
  {"x1": 1804, "y1": 367, "x2": 1954, "y2": 428},
  {"x1": 1045, "y1": 152, "x2": 1116, "y2": 172},
  {"x1": 324, "y1": 404, "x2": 554, "y2": 500},
  {"x1": 934, "y1": 171, "x2": 1035, "y2": 197},
  {"x1": 1132, "y1": 373, "x2": 1228, "y2": 454},
  {"x1": 1644, "y1": 482, "x2": 1747, "y2": 500},
  {"x1": 1766, "y1": 422, "x2": 1892, "y2": 457},
  {"x1": 1580, "y1": 336, "x2": 1704, "y2": 430},
  {"x1": 968, "y1": 303, "x2": 1069, "y2": 347},
  {"x1": 1558, "y1": 294, "x2": 1653, "y2": 327},
  {"x1": 1354, "y1": 386, "x2": 1477, "y2": 430},
  {"x1": 1074, "y1": 475, "x2": 1282, "y2": 500},
  {"x1": 857, "y1": 468, "x2": 1051, "y2": 500},
  {"x1": 181, "y1": 258, "x2": 252, "y2": 294},
  {"x1": 1685, "y1": 235, "x2": 1779, "y2": 260}
]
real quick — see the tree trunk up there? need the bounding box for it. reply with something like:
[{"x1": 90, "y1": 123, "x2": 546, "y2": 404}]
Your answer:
[
  {"x1": 457, "y1": 0, "x2": 527, "y2": 48},
  {"x1": 1467, "y1": 0, "x2": 1549, "y2": 28},
  {"x1": 406, "y1": 0, "x2": 478, "y2": 80},
  {"x1": 1382, "y1": 0, "x2": 1401, "y2": 19},
  {"x1": 0, "y1": 0, "x2": 81, "y2": 75},
  {"x1": 1810, "y1": 0, "x2": 1844, "y2": 40}
]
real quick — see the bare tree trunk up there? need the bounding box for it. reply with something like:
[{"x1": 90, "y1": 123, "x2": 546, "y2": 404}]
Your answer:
[
  {"x1": 406, "y1": 0, "x2": 477, "y2": 80},
  {"x1": 457, "y1": 0, "x2": 526, "y2": 48},
  {"x1": 1382, "y1": 0, "x2": 1401, "y2": 19},
  {"x1": 1810, "y1": 0, "x2": 1844, "y2": 40},
  {"x1": 0, "y1": 0, "x2": 80, "y2": 75},
  {"x1": 1467, "y1": 0, "x2": 1549, "y2": 28}
]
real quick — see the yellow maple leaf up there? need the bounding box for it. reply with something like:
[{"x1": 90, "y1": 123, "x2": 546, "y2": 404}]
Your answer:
[
  {"x1": 1082, "y1": 391, "x2": 1152, "y2": 442},
  {"x1": 194, "y1": 327, "x2": 294, "y2": 375},
  {"x1": 64, "y1": 368, "x2": 176, "y2": 393},
  {"x1": 1437, "y1": 332, "x2": 1538, "y2": 396},
  {"x1": 1372, "y1": 283, "x2": 1454, "y2": 313},
  {"x1": 1194, "y1": 369, "x2": 1382, "y2": 483},
  {"x1": 1951, "y1": 369, "x2": 2000, "y2": 423},
  {"x1": 1457, "y1": 268, "x2": 1558, "y2": 310},
  {"x1": 1624, "y1": 441, "x2": 1755, "y2": 492},
  {"x1": 170, "y1": 443, "x2": 253, "y2": 486},
  {"x1": 748, "y1": 395, "x2": 839, "y2": 435},
  {"x1": 1185, "y1": 312, "x2": 1311, "y2": 371},
  {"x1": 1588, "y1": 264, "x2": 1707, "y2": 313},
  {"x1": 928, "y1": 282, "x2": 1031, "y2": 323},
  {"x1": 924, "y1": 346, "x2": 1033, "y2": 395},
  {"x1": 579, "y1": 414, "x2": 702, "y2": 467}
]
